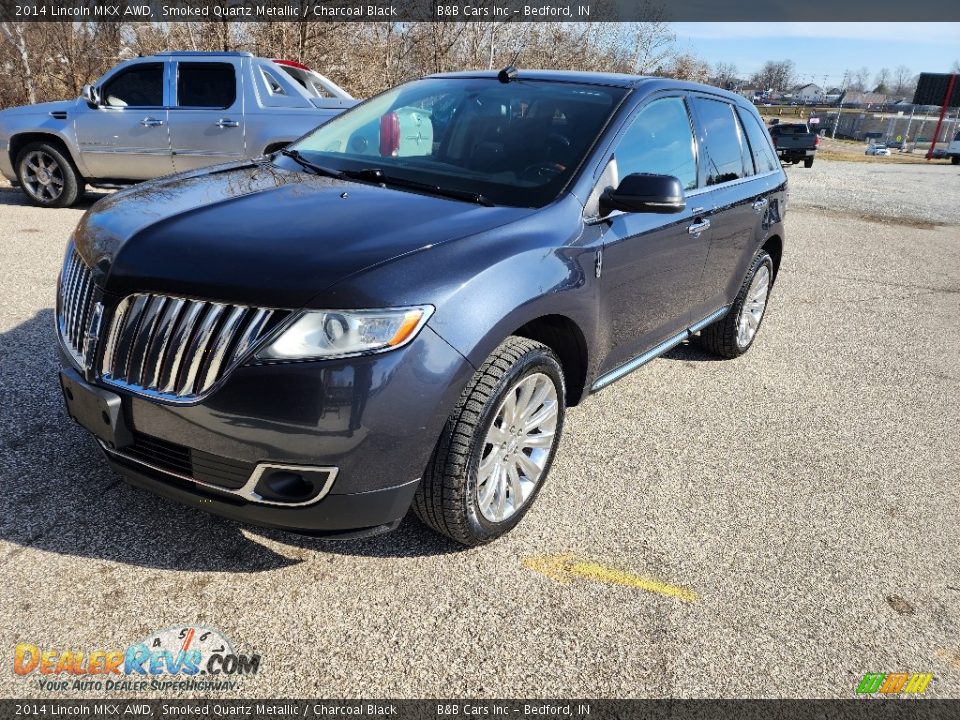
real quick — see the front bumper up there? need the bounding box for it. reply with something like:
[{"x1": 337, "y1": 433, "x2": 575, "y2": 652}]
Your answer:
[
  {"x1": 103, "y1": 446, "x2": 420, "y2": 537},
  {"x1": 60, "y1": 325, "x2": 475, "y2": 535}
]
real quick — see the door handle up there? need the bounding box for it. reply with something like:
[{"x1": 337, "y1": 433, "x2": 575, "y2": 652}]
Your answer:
[
  {"x1": 687, "y1": 219, "x2": 711, "y2": 235},
  {"x1": 140, "y1": 117, "x2": 164, "y2": 127},
  {"x1": 215, "y1": 119, "x2": 240, "y2": 128},
  {"x1": 752, "y1": 198, "x2": 769, "y2": 212}
]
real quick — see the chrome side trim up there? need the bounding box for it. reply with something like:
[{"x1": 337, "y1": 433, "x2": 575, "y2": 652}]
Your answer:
[
  {"x1": 591, "y1": 306, "x2": 730, "y2": 392},
  {"x1": 100, "y1": 441, "x2": 339, "y2": 508},
  {"x1": 688, "y1": 306, "x2": 730, "y2": 334}
]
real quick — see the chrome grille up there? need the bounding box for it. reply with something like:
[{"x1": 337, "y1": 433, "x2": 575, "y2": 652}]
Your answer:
[
  {"x1": 57, "y1": 246, "x2": 97, "y2": 366},
  {"x1": 100, "y1": 294, "x2": 280, "y2": 400}
]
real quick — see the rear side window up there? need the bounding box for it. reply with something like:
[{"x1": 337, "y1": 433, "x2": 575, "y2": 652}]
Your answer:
[
  {"x1": 692, "y1": 97, "x2": 746, "y2": 185},
  {"x1": 177, "y1": 63, "x2": 237, "y2": 109},
  {"x1": 614, "y1": 97, "x2": 698, "y2": 191},
  {"x1": 101, "y1": 63, "x2": 164, "y2": 108},
  {"x1": 737, "y1": 108, "x2": 779, "y2": 174}
]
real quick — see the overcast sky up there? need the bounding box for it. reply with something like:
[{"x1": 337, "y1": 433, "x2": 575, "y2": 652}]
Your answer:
[{"x1": 671, "y1": 23, "x2": 960, "y2": 86}]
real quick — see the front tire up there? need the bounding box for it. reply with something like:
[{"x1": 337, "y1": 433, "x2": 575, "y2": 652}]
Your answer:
[
  {"x1": 15, "y1": 141, "x2": 83, "y2": 208},
  {"x1": 951, "y1": 155, "x2": 959, "y2": 165},
  {"x1": 698, "y1": 250, "x2": 774, "y2": 359},
  {"x1": 413, "y1": 336, "x2": 566, "y2": 546}
]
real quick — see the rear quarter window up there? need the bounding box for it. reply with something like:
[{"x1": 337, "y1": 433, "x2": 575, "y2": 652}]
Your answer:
[{"x1": 737, "y1": 108, "x2": 780, "y2": 174}]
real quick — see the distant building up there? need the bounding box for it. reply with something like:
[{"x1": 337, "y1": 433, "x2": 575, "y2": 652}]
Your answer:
[
  {"x1": 793, "y1": 83, "x2": 824, "y2": 103},
  {"x1": 737, "y1": 86, "x2": 761, "y2": 100}
]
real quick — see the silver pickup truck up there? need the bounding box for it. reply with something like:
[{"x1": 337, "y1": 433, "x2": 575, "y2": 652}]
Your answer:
[{"x1": 0, "y1": 51, "x2": 357, "y2": 207}]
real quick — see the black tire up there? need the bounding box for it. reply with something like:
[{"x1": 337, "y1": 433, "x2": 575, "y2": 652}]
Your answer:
[
  {"x1": 15, "y1": 141, "x2": 83, "y2": 208},
  {"x1": 413, "y1": 336, "x2": 566, "y2": 546},
  {"x1": 698, "y1": 250, "x2": 774, "y2": 359},
  {"x1": 951, "y1": 155, "x2": 959, "y2": 165},
  {"x1": 804, "y1": 157, "x2": 814, "y2": 168}
]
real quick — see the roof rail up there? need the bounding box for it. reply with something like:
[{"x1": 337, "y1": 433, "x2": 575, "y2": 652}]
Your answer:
[{"x1": 152, "y1": 51, "x2": 254, "y2": 58}]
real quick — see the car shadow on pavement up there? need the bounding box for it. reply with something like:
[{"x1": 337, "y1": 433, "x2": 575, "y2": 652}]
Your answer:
[
  {"x1": 0, "y1": 311, "x2": 465, "y2": 573},
  {"x1": 0, "y1": 185, "x2": 108, "y2": 209}
]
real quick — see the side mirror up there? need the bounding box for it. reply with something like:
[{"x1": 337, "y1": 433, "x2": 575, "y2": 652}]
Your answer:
[
  {"x1": 600, "y1": 173, "x2": 685, "y2": 215},
  {"x1": 80, "y1": 84, "x2": 100, "y2": 107}
]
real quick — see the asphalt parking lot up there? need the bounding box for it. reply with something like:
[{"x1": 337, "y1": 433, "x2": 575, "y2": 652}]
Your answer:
[{"x1": 0, "y1": 159, "x2": 958, "y2": 699}]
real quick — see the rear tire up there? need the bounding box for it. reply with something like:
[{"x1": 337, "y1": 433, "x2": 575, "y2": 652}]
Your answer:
[
  {"x1": 15, "y1": 141, "x2": 83, "y2": 208},
  {"x1": 698, "y1": 251, "x2": 774, "y2": 359},
  {"x1": 413, "y1": 336, "x2": 566, "y2": 546},
  {"x1": 804, "y1": 157, "x2": 814, "y2": 168},
  {"x1": 951, "y1": 155, "x2": 959, "y2": 165}
]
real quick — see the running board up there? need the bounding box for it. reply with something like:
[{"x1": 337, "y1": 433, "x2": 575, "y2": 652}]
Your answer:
[{"x1": 590, "y1": 306, "x2": 729, "y2": 392}]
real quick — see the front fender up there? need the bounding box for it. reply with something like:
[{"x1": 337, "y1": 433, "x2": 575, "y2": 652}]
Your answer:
[
  {"x1": 319, "y1": 194, "x2": 602, "y2": 401},
  {"x1": 0, "y1": 106, "x2": 85, "y2": 180}
]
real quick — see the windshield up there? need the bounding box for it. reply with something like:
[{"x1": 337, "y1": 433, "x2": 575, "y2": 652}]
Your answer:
[{"x1": 285, "y1": 77, "x2": 628, "y2": 207}]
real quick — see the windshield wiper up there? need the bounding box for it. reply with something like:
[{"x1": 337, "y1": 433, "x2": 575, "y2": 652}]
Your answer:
[
  {"x1": 342, "y1": 167, "x2": 495, "y2": 207},
  {"x1": 279, "y1": 149, "x2": 343, "y2": 179}
]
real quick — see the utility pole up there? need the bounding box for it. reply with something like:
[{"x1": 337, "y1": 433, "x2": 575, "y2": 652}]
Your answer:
[
  {"x1": 832, "y1": 94, "x2": 845, "y2": 139},
  {"x1": 903, "y1": 107, "x2": 915, "y2": 152},
  {"x1": 832, "y1": 71, "x2": 851, "y2": 139}
]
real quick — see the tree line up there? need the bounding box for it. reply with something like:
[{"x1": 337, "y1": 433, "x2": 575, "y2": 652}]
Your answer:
[
  {"x1": 3, "y1": 21, "x2": 956, "y2": 109},
  {"x1": 0, "y1": 20, "x2": 710, "y2": 108}
]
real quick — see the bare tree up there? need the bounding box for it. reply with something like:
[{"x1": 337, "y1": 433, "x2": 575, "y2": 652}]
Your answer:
[
  {"x1": 663, "y1": 52, "x2": 710, "y2": 83},
  {"x1": 873, "y1": 67, "x2": 891, "y2": 94},
  {"x1": 892, "y1": 65, "x2": 913, "y2": 95},
  {"x1": 750, "y1": 60, "x2": 795, "y2": 93},
  {"x1": 852, "y1": 66, "x2": 870, "y2": 92},
  {"x1": 712, "y1": 61, "x2": 739, "y2": 89},
  {"x1": 0, "y1": 22, "x2": 36, "y2": 104}
]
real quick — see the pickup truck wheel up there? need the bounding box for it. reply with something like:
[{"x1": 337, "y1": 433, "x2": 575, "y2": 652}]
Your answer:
[
  {"x1": 16, "y1": 142, "x2": 83, "y2": 208},
  {"x1": 804, "y1": 157, "x2": 814, "y2": 168},
  {"x1": 698, "y1": 250, "x2": 773, "y2": 359},
  {"x1": 413, "y1": 336, "x2": 565, "y2": 546},
  {"x1": 952, "y1": 156, "x2": 960, "y2": 165}
]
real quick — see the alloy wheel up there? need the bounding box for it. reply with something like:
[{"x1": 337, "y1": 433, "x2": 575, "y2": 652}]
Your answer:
[
  {"x1": 737, "y1": 264, "x2": 770, "y2": 348},
  {"x1": 21, "y1": 150, "x2": 65, "y2": 203},
  {"x1": 476, "y1": 372, "x2": 559, "y2": 523}
]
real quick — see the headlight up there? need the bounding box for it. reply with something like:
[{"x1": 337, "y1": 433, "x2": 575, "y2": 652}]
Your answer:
[{"x1": 256, "y1": 306, "x2": 434, "y2": 361}]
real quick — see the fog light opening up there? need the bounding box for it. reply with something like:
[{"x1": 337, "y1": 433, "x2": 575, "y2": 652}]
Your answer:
[{"x1": 255, "y1": 470, "x2": 317, "y2": 503}]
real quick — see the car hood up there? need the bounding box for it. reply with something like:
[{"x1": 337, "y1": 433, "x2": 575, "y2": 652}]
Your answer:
[
  {"x1": 73, "y1": 161, "x2": 534, "y2": 308},
  {"x1": 0, "y1": 99, "x2": 76, "y2": 117}
]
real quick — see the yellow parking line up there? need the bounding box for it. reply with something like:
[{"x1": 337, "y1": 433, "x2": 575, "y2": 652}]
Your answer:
[{"x1": 522, "y1": 553, "x2": 698, "y2": 602}]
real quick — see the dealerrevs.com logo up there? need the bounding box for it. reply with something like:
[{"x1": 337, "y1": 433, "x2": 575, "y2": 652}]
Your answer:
[{"x1": 13, "y1": 625, "x2": 261, "y2": 692}]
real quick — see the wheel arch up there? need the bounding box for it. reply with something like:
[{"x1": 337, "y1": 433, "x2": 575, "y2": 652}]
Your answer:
[
  {"x1": 511, "y1": 314, "x2": 589, "y2": 408},
  {"x1": 761, "y1": 234, "x2": 783, "y2": 281},
  {"x1": 9, "y1": 132, "x2": 83, "y2": 178}
]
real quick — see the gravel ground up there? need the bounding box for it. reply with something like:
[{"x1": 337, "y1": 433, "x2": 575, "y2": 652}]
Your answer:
[
  {"x1": 0, "y1": 160, "x2": 958, "y2": 699},
  {"x1": 787, "y1": 156, "x2": 960, "y2": 226}
]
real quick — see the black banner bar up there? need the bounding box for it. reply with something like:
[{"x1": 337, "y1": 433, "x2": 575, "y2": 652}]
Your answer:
[
  {"x1": 2, "y1": 700, "x2": 960, "y2": 719},
  {"x1": 0, "y1": 0, "x2": 958, "y2": 22}
]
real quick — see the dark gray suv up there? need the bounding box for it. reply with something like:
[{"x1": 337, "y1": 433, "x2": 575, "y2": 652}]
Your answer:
[{"x1": 57, "y1": 70, "x2": 786, "y2": 546}]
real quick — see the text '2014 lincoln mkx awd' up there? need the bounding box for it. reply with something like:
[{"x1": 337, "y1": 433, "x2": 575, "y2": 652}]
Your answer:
[{"x1": 57, "y1": 69, "x2": 787, "y2": 545}]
